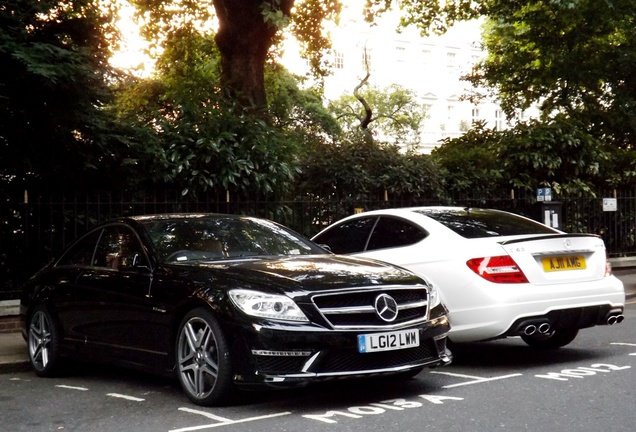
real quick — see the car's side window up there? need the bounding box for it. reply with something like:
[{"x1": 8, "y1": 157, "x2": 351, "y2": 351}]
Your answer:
[
  {"x1": 56, "y1": 230, "x2": 102, "y2": 267},
  {"x1": 313, "y1": 217, "x2": 377, "y2": 254},
  {"x1": 366, "y1": 217, "x2": 428, "y2": 251},
  {"x1": 93, "y1": 225, "x2": 148, "y2": 270}
]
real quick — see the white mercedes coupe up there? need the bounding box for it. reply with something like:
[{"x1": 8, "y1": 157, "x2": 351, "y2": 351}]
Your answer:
[{"x1": 312, "y1": 207, "x2": 625, "y2": 348}]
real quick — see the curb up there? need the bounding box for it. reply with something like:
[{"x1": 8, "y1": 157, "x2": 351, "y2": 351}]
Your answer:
[
  {"x1": 0, "y1": 360, "x2": 30, "y2": 374},
  {"x1": 0, "y1": 332, "x2": 28, "y2": 374}
]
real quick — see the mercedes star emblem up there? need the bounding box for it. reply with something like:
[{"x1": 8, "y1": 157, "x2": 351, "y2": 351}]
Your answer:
[{"x1": 374, "y1": 293, "x2": 398, "y2": 322}]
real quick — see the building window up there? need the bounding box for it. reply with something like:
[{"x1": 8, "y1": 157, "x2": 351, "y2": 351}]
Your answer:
[
  {"x1": 471, "y1": 108, "x2": 480, "y2": 124},
  {"x1": 446, "y1": 52, "x2": 457, "y2": 71},
  {"x1": 334, "y1": 51, "x2": 344, "y2": 69},
  {"x1": 424, "y1": 104, "x2": 433, "y2": 119},
  {"x1": 495, "y1": 110, "x2": 504, "y2": 130}
]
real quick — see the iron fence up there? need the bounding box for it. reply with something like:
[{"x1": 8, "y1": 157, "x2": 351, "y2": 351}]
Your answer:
[{"x1": 2, "y1": 188, "x2": 636, "y2": 300}]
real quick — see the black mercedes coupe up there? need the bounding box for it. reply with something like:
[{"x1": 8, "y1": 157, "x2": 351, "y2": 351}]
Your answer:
[{"x1": 20, "y1": 213, "x2": 452, "y2": 406}]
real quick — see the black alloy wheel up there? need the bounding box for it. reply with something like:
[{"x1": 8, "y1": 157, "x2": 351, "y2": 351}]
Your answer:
[
  {"x1": 176, "y1": 307, "x2": 235, "y2": 406},
  {"x1": 28, "y1": 305, "x2": 62, "y2": 376}
]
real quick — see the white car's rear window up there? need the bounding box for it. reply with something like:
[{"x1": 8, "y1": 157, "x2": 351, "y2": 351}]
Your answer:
[{"x1": 414, "y1": 208, "x2": 558, "y2": 238}]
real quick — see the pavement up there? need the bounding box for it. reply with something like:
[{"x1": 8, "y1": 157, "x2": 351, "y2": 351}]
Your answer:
[{"x1": 1, "y1": 267, "x2": 636, "y2": 374}]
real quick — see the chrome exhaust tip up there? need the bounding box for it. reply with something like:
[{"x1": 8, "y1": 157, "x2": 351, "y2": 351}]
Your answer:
[
  {"x1": 523, "y1": 324, "x2": 537, "y2": 336},
  {"x1": 538, "y1": 323, "x2": 551, "y2": 334}
]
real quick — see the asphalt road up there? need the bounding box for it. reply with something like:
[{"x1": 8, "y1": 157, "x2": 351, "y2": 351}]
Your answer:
[{"x1": 2, "y1": 303, "x2": 635, "y2": 432}]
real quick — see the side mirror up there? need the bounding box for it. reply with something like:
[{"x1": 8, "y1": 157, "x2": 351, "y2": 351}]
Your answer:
[
  {"x1": 317, "y1": 244, "x2": 332, "y2": 252},
  {"x1": 122, "y1": 253, "x2": 152, "y2": 272}
]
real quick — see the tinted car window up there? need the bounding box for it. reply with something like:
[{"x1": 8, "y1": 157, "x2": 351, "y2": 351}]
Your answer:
[
  {"x1": 366, "y1": 217, "x2": 428, "y2": 251},
  {"x1": 312, "y1": 217, "x2": 377, "y2": 254},
  {"x1": 141, "y1": 217, "x2": 326, "y2": 262},
  {"x1": 93, "y1": 225, "x2": 147, "y2": 270},
  {"x1": 56, "y1": 230, "x2": 102, "y2": 267},
  {"x1": 415, "y1": 208, "x2": 557, "y2": 238}
]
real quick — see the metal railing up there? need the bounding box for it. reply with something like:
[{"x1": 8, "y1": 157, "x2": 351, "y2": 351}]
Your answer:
[{"x1": 2, "y1": 188, "x2": 636, "y2": 300}]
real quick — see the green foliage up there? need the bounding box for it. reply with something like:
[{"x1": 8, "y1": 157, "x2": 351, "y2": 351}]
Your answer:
[
  {"x1": 496, "y1": 115, "x2": 610, "y2": 196},
  {"x1": 467, "y1": 0, "x2": 636, "y2": 149},
  {"x1": 0, "y1": 0, "x2": 126, "y2": 188},
  {"x1": 298, "y1": 130, "x2": 444, "y2": 201},
  {"x1": 111, "y1": 22, "x2": 315, "y2": 197},
  {"x1": 288, "y1": 0, "x2": 342, "y2": 78},
  {"x1": 432, "y1": 122, "x2": 505, "y2": 197},
  {"x1": 131, "y1": 0, "x2": 216, "y2": 46},
  {"x1": 131, "y1": 1, "x2": 486, "y2": 108},
  {"x1": 165, "y1": 101, "x2": 298, "y2": 197},
  {"x1": 433, "y1": 116, "x2": 612, "y2": 198},
  {"x1": 265, "y1": 64, "x2": 341, "y2": 139},
  {"x1": 364, "y1": 0, "x2": 483, "y2": 35},
  {"x1": 330, "y1": 84, "x2": 427, "y2": 151}
]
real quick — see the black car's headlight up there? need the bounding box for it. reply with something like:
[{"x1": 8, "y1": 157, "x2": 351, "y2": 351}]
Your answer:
[
  {"x1": 420, "y1": 277, "x2": 441, "y2": 308},
  {"x1": 229, "y1": 289, "x2": 309, "y2": 322}
]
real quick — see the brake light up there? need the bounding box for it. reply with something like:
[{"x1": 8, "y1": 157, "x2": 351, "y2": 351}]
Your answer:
[
  {"x1": 466, "y1": 255, "x2": 529, "y2": 283},
  {"x1": 605, "y1": 255, "x2": 613, "y2": 277}
]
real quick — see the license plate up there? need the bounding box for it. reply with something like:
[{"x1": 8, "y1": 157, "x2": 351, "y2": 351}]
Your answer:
[
  {"x1": 357, "y1": 329, "x2": 420, "y2": 353},
  {"x1": 541, "y1": 255, "x2": 586, "y2": 272}
]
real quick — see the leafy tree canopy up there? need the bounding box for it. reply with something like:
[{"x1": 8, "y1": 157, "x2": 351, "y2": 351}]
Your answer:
[
  {"x1": 0, "y1": 0, "x2": 127, "y2": 188},
  {"x1": 467, "y1": 0, "x2": 636, "y2": 149},
  {"x1": 330, "y1": 83, "x2": 427, "y2": 151},
  {"x1": 112, "y1": 20, "x2": 342, "y2": 197},
  {"x1": 298, "y1": 130, "x2": 443, "y2": 202},
  {"x1": 129, "y1": 0, "x2": 485, "y2": 110},
  {"x1": 434, "y1": 115, "x2": 613, "y2": 197}
]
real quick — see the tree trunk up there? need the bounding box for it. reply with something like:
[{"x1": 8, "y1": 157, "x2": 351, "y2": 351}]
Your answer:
[{"x1": 213, "y1": 0, "x2": 293, "y2": 110}]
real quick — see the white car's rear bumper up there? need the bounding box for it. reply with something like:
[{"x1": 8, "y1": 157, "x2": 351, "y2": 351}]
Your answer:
[{"x1": 446, "y1": 275, "x2": 625, "y2": 343}]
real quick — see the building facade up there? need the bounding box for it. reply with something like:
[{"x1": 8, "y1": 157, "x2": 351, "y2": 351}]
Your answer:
[{"x1": 285, "y1": 4, "x2": 526, "y2": 153}]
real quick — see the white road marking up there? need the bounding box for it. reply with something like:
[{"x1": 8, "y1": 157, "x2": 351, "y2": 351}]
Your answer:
[
  {"x1": 56, "y1": 385, "x2": 88, "y2": 391},
  {"x1": 107, "y1": 393, "x2": 145, "y2": 402},
  {"x1": 178, "y1": 408, "x2": 232, "y2": 422},
  {"x1": 430, "y1": 371, "x2": 523, "y2": 388},
  {"x1": 170, "y1": 411, "x2": 292, "y2": 432},
  {"x1": 430, "y1": 372, "x2": 485, "y2": 380}
]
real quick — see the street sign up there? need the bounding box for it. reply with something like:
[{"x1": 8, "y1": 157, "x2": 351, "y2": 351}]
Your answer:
[
  {"x1": 603, "y1": 198, "x2": 617, "y2": 212},
  {"x1": 536, "y1": 187, "x2": 552, "y2": 202}
]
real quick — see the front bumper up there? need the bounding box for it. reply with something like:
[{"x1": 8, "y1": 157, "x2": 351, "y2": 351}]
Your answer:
[{"x1": 228, "y1": 312, "x2": 452, "y2": 387}]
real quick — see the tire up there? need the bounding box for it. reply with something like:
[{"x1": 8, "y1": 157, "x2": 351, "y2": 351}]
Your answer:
[
  {"x1": 27, "y1": 305, "x2": 62, "y2": 377},
  {"x1": 521, "y1": 328, "x2": 579, "y2": 350},
  {"x1": 175, "y1": 308, "x2": 235, "y2": 406}
]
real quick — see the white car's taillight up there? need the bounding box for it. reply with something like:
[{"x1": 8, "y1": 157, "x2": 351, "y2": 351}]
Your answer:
[
  {"x1": 605, "y1": 256, "x2": 613, "y2": 277},
  {"x1": 466, "y1": 255, "x2": 529, "y2": 284}
]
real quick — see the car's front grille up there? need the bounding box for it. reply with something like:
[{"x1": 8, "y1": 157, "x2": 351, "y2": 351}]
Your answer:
[
  {"x1": 253, "y1": 356, "x2": 308, "y2": 374},
  {"x1": 311, "y1": 286, "x2": 429, "y2": 329},
  {"x1": 252, "y1": 342, "x2": 438, "y2": 375}
]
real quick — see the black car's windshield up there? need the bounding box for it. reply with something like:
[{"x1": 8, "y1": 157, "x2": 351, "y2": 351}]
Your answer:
[
  {"x1": 414, "y1": 208, "x2": 558, "y2": 238},
  {"x1": 141, "y1": 216, "x2": 326, "y2": 263}
]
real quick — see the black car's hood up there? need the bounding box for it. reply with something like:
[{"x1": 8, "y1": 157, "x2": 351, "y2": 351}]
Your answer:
[{"x1": 181, "y1": 254, "x2": 424, "y2": 294}]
